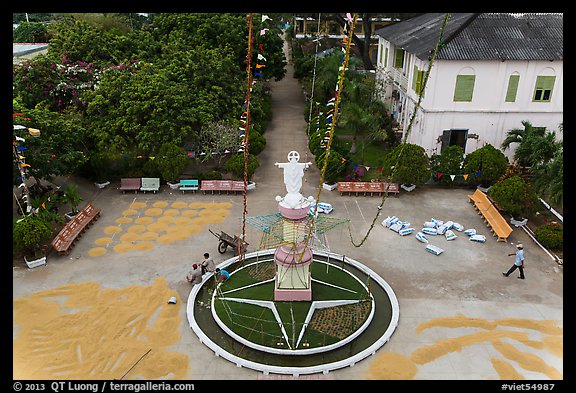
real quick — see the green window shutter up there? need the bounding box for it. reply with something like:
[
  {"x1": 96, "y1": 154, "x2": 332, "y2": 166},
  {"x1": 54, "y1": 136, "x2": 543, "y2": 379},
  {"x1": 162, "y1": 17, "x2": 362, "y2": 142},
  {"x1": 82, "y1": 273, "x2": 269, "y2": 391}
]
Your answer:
[
  {"x1": 384, "y1": 47, "x2": 388, "y2": 67},
  {"x1": 533, "y1": 76, "x2": 555, "y2": 102},
  {"x1": 417, "y1": 69, "x2": 425, "y2": 96},
  {"x1": 453, "y1": 75, "x2": 475, "y2": 102},
  {"x1": 505, "y1": 75, "x2": 520, "y2": 102},
  {"x1": 412, "y1": 65, "x2": 419, "y2": 91},
  {"x1": 394, "y1": 48, "x2": 404, "y2": 68}
]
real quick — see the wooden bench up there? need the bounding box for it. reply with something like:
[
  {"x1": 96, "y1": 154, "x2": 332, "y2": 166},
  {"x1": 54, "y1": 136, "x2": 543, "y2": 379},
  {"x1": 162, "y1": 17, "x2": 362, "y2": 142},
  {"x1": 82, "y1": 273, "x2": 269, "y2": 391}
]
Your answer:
[
  {"x1": 51, "y1": 202, "x2": 102, "y2": 256},
  {"x1": 140, "y1": 177, "x2": 160, "y2": 193},
  {"x1": 468, "y1": 189, "x2": 513, "y2": 242},
  {"x1": 179, "y1": 179, "x2": 199, "y2": 193},
  {"x1": 120, "y1": 178, "x2": 141, "y2": 194},
  {"x1": 200, "y1": 180, "x2": 255, "y2": 194},
  {"x1": 200, "y1": 180, "x2": 232, "y2": 194},
  {"x1": 337, "y1": 181, "x2": 399, "y2": 197}
]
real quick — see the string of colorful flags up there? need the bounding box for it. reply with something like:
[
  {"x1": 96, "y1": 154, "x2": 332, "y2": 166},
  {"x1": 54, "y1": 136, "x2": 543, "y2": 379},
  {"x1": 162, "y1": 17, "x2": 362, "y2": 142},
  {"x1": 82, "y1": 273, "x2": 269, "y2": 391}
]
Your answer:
[
  {"x1": 238, "y1": 13, "x2": 271, "y2": 153},
  {"x1": 13, "y1": 123, "x2": 38, "y2": 215}
]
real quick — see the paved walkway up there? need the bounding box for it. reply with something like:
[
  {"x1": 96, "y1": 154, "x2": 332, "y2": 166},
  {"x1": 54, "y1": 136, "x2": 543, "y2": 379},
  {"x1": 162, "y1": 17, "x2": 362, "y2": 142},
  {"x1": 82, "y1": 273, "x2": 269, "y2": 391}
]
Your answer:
[{"x1": 12, "y1": 34, "x2": 563, "y2": 383}]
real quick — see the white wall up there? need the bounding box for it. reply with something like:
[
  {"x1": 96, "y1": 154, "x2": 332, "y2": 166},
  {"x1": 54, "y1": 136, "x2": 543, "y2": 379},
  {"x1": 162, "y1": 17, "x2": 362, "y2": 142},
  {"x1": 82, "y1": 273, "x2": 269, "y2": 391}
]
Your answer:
[{"x1": 376, "y1": 37, "x2": 563, "y2": 158}]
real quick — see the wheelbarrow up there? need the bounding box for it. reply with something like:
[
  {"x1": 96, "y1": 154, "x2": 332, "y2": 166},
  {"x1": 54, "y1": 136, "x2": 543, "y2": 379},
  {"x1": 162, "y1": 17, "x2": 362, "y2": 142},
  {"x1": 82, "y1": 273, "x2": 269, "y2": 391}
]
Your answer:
[{"x1": 209, "y1": 229, "x2": 249, "y2": 254}]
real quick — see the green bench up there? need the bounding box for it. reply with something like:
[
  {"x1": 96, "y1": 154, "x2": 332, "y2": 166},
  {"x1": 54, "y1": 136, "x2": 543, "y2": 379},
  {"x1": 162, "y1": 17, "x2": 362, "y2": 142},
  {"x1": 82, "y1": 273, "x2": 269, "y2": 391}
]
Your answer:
[{"x1": 179, "y1": 179, "x2": 199, "y2": 193}]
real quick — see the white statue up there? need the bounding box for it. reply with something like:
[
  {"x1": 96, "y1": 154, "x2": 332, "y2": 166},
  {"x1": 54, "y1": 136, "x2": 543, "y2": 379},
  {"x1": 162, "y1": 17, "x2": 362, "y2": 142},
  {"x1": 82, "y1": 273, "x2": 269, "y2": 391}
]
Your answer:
[{"x1": 275, "y1": 151, "x2": 313, "y2": 208}]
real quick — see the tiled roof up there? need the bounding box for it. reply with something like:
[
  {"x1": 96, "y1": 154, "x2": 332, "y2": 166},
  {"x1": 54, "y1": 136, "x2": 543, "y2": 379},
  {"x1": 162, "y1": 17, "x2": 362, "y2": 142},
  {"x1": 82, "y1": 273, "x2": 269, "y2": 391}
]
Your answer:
[{"x1": 375, "y1": 13, "x2": 563, "y2": 61}]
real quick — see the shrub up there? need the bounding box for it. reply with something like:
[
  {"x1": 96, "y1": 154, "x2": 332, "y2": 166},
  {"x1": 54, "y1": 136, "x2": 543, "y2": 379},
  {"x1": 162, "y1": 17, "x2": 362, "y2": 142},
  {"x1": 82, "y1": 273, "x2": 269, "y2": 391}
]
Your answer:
[
  {"x1": 202, "y1": 169, "x2": 223, "y2": 180},
  {"x1": 380, "y1": 143, "x2": 430, "y2": 185},
  {"x1": 534, "y1": 222, "x2": 563, "y2": 250},
  {"x1": 316, "y1": 150, "x2": 346, "y2": 184},
  {"x1": 153, "y1": 142, "x2": 189, "y2": 182},
  {"x1": 13, "y1": 216, "x2": 52, "y2": 257},
  {"x1": 429, "y1": 145, "x2": 465, "y2": 186},
  {"x1": 463, "y1": 144, "x2": 509, "y2": 187},
  {"x1": 487, "y1": 175, "x2": 538, "y2": 218},
  {"x1": 247, "y1": 131, "x2": 266, "y2": 156},
  {"x1": 225, "y1": 153, "x2": 260, "y2": 180}
]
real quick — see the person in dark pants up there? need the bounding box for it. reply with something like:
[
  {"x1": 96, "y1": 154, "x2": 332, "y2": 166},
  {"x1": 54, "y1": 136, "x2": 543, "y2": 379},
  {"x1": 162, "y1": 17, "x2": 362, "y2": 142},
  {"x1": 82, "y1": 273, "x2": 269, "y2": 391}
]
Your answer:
[{"x1": 503, "y1": 244, "x2": 525, "y2": 279}]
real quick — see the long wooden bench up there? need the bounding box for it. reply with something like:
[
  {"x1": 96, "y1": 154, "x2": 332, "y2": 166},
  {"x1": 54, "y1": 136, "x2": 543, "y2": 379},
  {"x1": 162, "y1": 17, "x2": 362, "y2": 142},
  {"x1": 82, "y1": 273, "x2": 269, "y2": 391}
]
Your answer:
[
  {"x1": 51, "y1": 202, "x2": 102, "y2": 256},
  {"x1": 337, "y1": 181, "x2": 399, "y2": 197},
  {"x1": 468, "y1": 189, "x2": 513, "y2": 242},
  {"x1": 200, "y1": 180, "x2": 254, "y2": 194},
  {"x1": 120, "y1": 178, "x2": 141, "y2": 194}
]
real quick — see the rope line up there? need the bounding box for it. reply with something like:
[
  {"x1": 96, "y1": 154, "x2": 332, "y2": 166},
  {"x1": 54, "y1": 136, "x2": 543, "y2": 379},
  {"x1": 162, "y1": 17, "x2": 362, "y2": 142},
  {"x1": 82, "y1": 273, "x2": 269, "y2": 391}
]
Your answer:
[{"x1": 347, "y1": 12, "x2": 451, "y2": 248}]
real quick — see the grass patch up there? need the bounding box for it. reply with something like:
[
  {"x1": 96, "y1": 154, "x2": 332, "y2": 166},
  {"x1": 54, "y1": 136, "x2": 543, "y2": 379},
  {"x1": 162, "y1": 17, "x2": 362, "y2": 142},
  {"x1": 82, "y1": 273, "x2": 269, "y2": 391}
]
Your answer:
[{"x1": 213, "y1": 260, "x2": 372, "y2": 350}]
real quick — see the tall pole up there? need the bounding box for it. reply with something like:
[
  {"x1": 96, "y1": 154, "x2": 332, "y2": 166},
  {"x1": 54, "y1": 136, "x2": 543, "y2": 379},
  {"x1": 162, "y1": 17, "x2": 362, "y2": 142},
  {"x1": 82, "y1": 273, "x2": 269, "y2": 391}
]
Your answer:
[{"x1": 240, "y1": 13, "x2": 254, "y2": 264}]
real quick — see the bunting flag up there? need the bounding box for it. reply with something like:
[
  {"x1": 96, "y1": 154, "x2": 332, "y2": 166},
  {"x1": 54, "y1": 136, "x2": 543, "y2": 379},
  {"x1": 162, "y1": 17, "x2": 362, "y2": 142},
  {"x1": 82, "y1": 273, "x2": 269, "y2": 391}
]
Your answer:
[
  {"x1": 450, "y1": 174, "x2": 456, "y2": 181},
  {"x1": 463, "y1": 174, "x2": 469, "y2": 181},
  {"x1": 437, "y1": 172, "x2": 443, "y2": 180},
  {"x1": 261, "y1": 14, "x2": 271, "y2": 23}
]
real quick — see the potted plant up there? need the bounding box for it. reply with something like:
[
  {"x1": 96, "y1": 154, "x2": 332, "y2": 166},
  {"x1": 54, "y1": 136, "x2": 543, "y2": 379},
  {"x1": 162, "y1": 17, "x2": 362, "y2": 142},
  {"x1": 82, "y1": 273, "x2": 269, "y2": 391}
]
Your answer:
[
  {"x1": 62, "y1": 184, "x2": 83, "y2": 220},
  {"x1": 13, "y1": 216, "x2": 52, "y2": 268}
]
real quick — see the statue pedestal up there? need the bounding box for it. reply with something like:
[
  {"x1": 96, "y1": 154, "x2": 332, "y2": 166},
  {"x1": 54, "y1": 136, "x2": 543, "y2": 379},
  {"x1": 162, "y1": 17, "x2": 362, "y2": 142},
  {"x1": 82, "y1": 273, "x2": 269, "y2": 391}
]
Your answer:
[
  {"x1": 274, "y1": 243, "x2": 313, "y2": 301},
  {"x1": 278, "y1": 201, "x2": 310, "y2": 220}
]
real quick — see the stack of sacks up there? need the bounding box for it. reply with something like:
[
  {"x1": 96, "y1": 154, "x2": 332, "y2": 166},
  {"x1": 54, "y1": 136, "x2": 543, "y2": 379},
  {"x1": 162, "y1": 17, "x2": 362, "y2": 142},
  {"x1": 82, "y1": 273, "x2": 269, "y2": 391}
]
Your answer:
[
  {"x1": 384, "y1": 217, "x2": 414, "y2": 236},
  {"x1": 382, "y1": 216, "x2": 398, "y2": 228}
]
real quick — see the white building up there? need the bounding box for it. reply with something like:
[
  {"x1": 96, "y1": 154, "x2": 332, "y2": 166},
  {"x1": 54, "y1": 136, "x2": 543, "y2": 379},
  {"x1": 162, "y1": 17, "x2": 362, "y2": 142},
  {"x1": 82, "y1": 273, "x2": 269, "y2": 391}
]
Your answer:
[{"x1": 374, "y1": 13, "x2": 563, "y2": 159}]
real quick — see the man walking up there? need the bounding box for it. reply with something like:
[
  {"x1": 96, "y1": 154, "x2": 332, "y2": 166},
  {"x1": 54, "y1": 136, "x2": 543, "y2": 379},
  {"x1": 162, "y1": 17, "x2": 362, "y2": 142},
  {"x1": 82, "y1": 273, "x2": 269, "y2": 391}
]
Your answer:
[{"x1": 503, "y1": 244, "x2": 525, "y2": 279}]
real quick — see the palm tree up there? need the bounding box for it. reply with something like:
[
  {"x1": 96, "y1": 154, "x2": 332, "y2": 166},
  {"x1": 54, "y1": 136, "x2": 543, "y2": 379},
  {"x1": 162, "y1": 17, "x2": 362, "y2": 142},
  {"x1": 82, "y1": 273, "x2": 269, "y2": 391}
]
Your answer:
[{"x1": 501, "y1": 120, "x2": 561, "y2": 168}]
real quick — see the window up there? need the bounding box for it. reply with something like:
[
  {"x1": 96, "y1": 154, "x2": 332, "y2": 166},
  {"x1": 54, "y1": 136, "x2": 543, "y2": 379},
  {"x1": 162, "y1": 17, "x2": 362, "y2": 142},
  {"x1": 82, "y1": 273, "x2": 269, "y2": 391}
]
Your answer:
[
  {"x1": 394, "y1": 48, "x2": 404, "y2": 68},
  {"x1": 453, "y1": 75, "x2": 475, "y2": 102},
  {"x1": 505, "y1": 74, "x2": 520, "y2": 102},
  {"x1": 533, "y1": 76, "x2": 555, "y2": 102},
  {"x1": 412, "y1": 66, "x2": 425, "y2": 95}
]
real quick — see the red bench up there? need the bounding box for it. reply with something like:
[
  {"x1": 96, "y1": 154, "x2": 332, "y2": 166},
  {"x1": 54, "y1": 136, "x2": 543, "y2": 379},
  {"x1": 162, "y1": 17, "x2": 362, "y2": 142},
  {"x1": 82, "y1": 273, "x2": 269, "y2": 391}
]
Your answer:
[
  {"x1": 51, "y1": 202, "x2": 102, "y2": 256},
  {"x1": 201, "y1": 180, "x2": 250, "y2": 194},
  {"x1": 337, "y1": 181, "x2": 399, "y2": 197},
  {"x1": 120, "y1": 178, "x2": 141, "y2": 194}
]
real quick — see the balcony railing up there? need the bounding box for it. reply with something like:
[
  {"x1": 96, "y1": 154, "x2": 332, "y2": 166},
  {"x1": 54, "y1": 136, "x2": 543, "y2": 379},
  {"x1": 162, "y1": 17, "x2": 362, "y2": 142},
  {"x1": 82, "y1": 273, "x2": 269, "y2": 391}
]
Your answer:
[{"x1": 389, "y1": 67, "x2": 408, "y2": 91}]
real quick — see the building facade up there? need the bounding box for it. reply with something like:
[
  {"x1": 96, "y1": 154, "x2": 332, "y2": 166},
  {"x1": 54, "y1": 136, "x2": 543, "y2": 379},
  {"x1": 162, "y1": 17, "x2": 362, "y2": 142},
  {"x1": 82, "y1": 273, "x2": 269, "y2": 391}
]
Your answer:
[{"x1": 374, "y1": 13, "x2": 563, "y2": 160}]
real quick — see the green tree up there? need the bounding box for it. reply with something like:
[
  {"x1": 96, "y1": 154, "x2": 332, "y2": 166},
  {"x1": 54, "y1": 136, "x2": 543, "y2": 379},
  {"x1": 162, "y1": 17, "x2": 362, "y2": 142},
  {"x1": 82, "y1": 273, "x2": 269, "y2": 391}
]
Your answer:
[
  {"x1": 463, "y1": 144, "x2": 509, "y2": 187},
  {"x1": 62, "y1": 184, "x2": 83, "y2": 214},
  {"x1": 501, "y1": 120, "x2": 561, "y2": 168},
  {"x1": 225, "y1": 153, "x2": 260, "y2": 180},
  {"x1": 153, "y1": 142, "x2": 189, "y2": 183},
  {"x1": 13, "y1": 216, "x2": 53, "y2": 258},
  {"x1": 13, "y1": 22, "x2": 51, "y2": 42},
  {"x1": 488, "y1": 175, "x2": 538, "y2": 219},
  {"x1": 381, "y1": 143, "x2": 430, "y2": 185},
  {"x1": 533, "y1": 147, "x2": 563, "y2": 207},
  {"x1": 12, "y1": 108, "x2": 89, "y2": 189}
]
